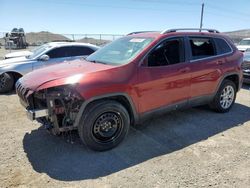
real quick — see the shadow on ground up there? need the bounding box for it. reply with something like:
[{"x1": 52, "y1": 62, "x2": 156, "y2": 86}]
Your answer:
[
  {"x1": 23, "y1": 103, "x2": 250, "y2": 181},
  {"x1": 242, "y1": 83, "x2": 250, "y2": 90},
  {"x1": 0, "y1": 90, "x2": 16, "y2": 96}
]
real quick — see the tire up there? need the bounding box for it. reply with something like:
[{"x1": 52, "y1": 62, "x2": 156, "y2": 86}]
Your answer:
[
  {"x1": 0, "y1": 73, "x2": 14, "y2": 93},
  {"x1": 209, "y1": 80, "x2": 236, "y2": 113},
  {"x1": 78, "y1": 100, "x2": 130, "y2": 151}
]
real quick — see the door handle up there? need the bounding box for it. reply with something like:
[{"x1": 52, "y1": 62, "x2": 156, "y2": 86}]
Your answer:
[{"x1": 179, "y1": 67, "x2": 190, "y2": 73}]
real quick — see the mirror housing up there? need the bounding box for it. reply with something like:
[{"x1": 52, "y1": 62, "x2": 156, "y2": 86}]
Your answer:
[{"x1": 39, "y1": 54, "x2": 49, "y2": 61}]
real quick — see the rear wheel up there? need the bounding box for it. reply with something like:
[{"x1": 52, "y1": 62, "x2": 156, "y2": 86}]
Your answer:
[
  {"x1": 78, "y1": 100, "x2": 130, "y2": 151},
  {"x1": 0, "y1": 73, "x2": 14, "y2": 93},
  {"x1": 210, "y1": 80, "x2": 236, "y2": 113}
]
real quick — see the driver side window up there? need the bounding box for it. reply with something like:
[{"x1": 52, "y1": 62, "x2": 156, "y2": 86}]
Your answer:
[{"x1": 147, "y1": 38, "x2": 185, "y2": 67}]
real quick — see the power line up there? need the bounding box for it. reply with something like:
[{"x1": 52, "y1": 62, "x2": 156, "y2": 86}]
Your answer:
[{"x1": 131, "y1": 0, "x2": 199, "y2": 6}]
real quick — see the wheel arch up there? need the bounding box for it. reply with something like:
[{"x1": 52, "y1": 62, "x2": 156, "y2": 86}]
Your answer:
[
  {"x1": 4, "y1": 71, "x2": 23, "y2": 84},
  {"x1": 216, "y1": 72, "x2": 241, "y2": 94},
  {"x1": 73, "y1": 93, "x2": 139, "y2": 128},
  {"x1": 224, "y1": 74, "x2": 240, "y2": 91}
]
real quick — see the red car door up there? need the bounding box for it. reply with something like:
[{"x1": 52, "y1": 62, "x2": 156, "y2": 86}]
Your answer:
[{"x1": 136, "y1": 37, "x2": 191, "y2": 114}]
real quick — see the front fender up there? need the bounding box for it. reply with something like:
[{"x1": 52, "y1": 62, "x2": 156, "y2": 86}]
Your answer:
[
  {"x1": 0, "y1": 63, "x2": 32, "y2": 75},
  {"x1": 72, "y1": 92, "x2": 139, "y2": 128}
]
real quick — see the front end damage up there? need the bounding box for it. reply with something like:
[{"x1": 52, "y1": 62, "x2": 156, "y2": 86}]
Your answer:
[{"x1": 16, "y1": 81, "x2": 83, "y2": 135}]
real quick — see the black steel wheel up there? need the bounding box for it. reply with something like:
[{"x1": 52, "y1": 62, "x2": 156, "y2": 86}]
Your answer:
[
  {"x1": 78, "y1": 100, "x2": 130, "y2": 151},
  {"x1": 92, "y1": 112, "x2": 124, "y2": 143}
]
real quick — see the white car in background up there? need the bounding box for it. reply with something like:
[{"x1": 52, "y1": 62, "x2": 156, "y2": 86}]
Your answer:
[
  {"x1": 0, "y1": 42, "x2": 99, "y2": 93},
  {"x1": 243, "y1": 51, "x2": 250, "y2": 83},
  {"x1": 236, "y1": 38, "x2": 250, "y2": 52}
]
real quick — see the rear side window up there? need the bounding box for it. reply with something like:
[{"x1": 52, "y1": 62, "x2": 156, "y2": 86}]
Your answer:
[
  {"x1": 46, "y1": 47, "x2": 71, "y2": 58},
  {"x1": 189, "y1": 37, "x2": 215, "y2": 60},
  {"x1": 69, "y1": 46, "x2": 95, "y2": 56},
  {"x1": 214, "y1": 38, "x2": 232, "y2": 55}
]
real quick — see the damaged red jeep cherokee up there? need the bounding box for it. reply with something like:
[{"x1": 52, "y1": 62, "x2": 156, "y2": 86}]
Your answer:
[{"x1": 16, "y1": 28, "x2": 243, "y2": 151}]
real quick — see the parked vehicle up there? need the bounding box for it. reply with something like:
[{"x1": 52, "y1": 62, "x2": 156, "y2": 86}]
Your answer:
[
  {"x1": 4, "y1": 28, "x2": 28, "y2": 49},
  {"x1": 16, "y1": 28, "x2": 243, "y2": 151},
  {"x1": 236, "y1": 38, "x2": 250, "y2": 52},
  {"x1": 242, "y1": 51, "x2": 250, "y2": 83},
  {"x1": 0, "y1": 42, "x2": 99, "y2": 93}
]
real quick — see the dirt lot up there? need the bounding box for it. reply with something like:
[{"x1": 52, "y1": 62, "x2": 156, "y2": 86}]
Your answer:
[
  {"x1": 0, "y1": 85, "x2": 249, "y2": 188},
  {"x1": 0, "y1": 47, "x2": 10, "y2": 60}
]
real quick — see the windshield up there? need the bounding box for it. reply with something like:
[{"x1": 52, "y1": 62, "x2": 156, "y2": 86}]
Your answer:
[
  {"x1": 27, "y1": 44, "x2": 51, "y2": 59},
  {"x1": 86, "y1": 37, "x2": 154, "y2": 65},
  {"x1": 239, "y1": 40, "x2": 250, "y2": 45},
  {"x1": 244, "y1": 53, "x2": 250, "y2": 61}
]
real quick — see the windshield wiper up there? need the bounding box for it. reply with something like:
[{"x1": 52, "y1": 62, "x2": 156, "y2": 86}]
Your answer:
[{"x1": 87, "y1": 60, "x2": 107, "y2": 64}]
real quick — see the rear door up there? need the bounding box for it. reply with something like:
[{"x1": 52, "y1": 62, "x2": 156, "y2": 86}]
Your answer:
[
  {"x1": 68, "y1": 46, "x2": 95, "y2": 60},
  {"x1": 187, "y1": 36, "x2": 225, "y2": 99},
  {"x1": 137, "y1": 37, "x2": 191, "y2": 113}
]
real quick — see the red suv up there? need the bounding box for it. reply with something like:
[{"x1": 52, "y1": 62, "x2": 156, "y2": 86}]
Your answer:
[{"x1": 16, "y1": 28, "x2": 243, "y2": 151}]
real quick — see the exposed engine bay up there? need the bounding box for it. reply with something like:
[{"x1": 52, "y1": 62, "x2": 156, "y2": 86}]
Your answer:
[{"x1": 24, "y1": 86, "x2": 84, "y2": 135}]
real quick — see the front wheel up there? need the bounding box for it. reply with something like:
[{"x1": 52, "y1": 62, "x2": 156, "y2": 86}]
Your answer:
[
  {"x1": 210, "y1": 80, "x2": 236, "y2": 113},
  {"x1": 78, "y1": 100, "x2": 130, "y2": 151},
  {"x1": 0, "y1": 73, "x2": 14, "y2": 93}
]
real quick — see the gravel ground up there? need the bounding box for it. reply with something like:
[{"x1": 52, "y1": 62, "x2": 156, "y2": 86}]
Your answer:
[{"x1": 0, "y1": 85, "x2": 249, "y2": 188}]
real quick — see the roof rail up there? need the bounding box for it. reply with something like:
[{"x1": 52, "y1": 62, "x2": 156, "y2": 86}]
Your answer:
[
  {"x1": 127, "y1": 31, "x2": 158, "y2": 35},
  {"x1": 161, "y1": 28, "x2": 220, "y2": 34}
]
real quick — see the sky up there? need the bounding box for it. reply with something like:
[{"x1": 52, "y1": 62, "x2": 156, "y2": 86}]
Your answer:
[{"x1": 1, "y1": 0, "x2": 250, "y2": 35}]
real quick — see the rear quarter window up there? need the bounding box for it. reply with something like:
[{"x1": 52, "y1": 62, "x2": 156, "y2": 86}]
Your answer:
[
  {"x1": 214, "y1": 38, "x2": 232, "y2": 55},
  {"x1": 69, "y1": 46, "x2": 95, "y2": 56}
]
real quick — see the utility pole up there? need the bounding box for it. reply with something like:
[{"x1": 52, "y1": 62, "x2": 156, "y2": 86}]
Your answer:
[{"x1": 199, "y1": 3, "x2": 204, "y2": 32}]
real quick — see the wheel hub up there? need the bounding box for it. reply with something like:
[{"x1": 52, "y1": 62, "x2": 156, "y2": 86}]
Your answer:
[
  {"x1": 92, "y1": 112, "x2": 122, "y2": 143},
  {"x1": 101, "y1": 121, "x2": 113, "y2": 132},
  {"x1": 220, "y1": 85, "x2": 234, "y2": 109}
]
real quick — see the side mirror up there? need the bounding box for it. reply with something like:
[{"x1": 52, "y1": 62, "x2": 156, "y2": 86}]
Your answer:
[{"x1": 39, "y1": 54, "x2": 49, "y2": 61}]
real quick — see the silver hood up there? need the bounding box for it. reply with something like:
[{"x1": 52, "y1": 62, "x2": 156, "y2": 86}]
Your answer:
[
  {"x1": 4, "y1": 51, "x2": 32, "y2": 59},
  {"x1": 0, "y1": 56, "x2": 30, "y2": 67}
]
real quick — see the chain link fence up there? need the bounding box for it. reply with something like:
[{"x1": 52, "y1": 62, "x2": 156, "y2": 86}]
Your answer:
[
  {"x1": 0, "y1": 31, "x2": 124, "y2": 59},
  {"x1": 0, "y1": 31, "x2": 123, "y2": 47}
]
